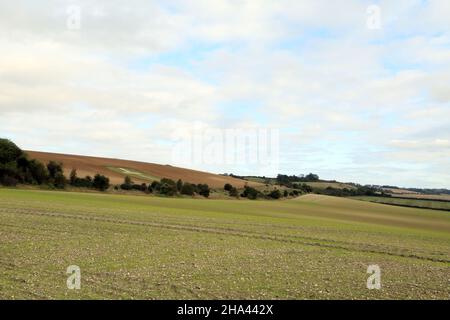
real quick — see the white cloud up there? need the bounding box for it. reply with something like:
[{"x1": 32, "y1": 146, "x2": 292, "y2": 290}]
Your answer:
[{"x1": 0, "y1": 0, "x2": 449, "y2": 187}]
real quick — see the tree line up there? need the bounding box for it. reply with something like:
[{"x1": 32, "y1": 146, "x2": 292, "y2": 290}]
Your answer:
[
  {"x1": 224, "y1": 183, "x2": 306, "y2": 200},
  {"x1": 0, "y1": 138, "x2": 110, "y2": 191},
  {"x1": 115, "y1": 175, "x2": 211, "y2": 198}
]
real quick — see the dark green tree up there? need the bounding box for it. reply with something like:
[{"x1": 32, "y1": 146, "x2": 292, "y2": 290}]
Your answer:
[
  {"x1": 268, "y1": 189, "x2": 281, "y2": 199},
  {"x1": 229, "y1": 187, "x2": 239, "y2": 197},
  {"x1": 177, "y1": 179, "x2": 183, "y2": 192},
  {"x1": 181, "y1": 183, "x2": 195, "y2": 196},
  {"x1": 93, "y1": 174, "x2": 110, "y2": 191},
  {"x1": 197, "y1": 184, "x2": 210, "y2": 198},
  {"x1": 69, "y1": 169, "x2": 77, "y2": 185}
]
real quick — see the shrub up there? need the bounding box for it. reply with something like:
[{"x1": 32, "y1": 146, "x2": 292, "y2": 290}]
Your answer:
[
  {"x1": 93, "y1": 174, "x2": 110, "y2": 191},
  {"x1": 229, "y1": 187, "x2": 239, "y2": 197},
  {"x1": 177, "y1": 179, "x2": 183, "y2": 192},
  {"x1": 181, "y1": 183, "x2": 195, "y2": 196},
  {"x1": 197, "y1": 184, "x2": 210, "y2": 198},
  {"x1": 224, "y1": 183, "x2": 233, "y2": 191},
  {"x1": 150, "y1": 181, "x2": 161, "y2": 191},
  {"x1": 72, "y1": 176, "x2": 93, "y2": 188},
  {"x1": 47, "y1": 161, "x2": 63, "y2": 179},
  {"x1": 268, "y1": 189, "x2": 281, "y2": 199},
  {"x1": 120, "y1": 176, "x2": 134, "y2": 190},
  {"x1": 161, "y1": 178, "x2": 176, "y2": 186},
  {"x1": 69, "y1": 169, "x2": 77, "y2": 185},
  {"x1": 159, "y1": 182, "x2": 177, "y2": 196},
  {"x1": 242, "y1": 186, "x2": 259, "y2": 200},
  {"x1": 0, "y1": 175, "x2": 18, "y2": 186}
]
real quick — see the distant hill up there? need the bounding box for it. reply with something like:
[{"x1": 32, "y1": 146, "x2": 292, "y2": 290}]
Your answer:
[{"x1": 26, "y1": 151, "x2": 262, "y2": 188}]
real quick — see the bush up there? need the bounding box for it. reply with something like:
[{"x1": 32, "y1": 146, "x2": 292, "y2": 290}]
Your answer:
[
  {"x1": 93, "y1": 174, "x2": 110, "y2": 191},
  {"x1": 177, "y1": 179, "x2": 183, "y2": 192},
  {"x1": 161, "y1": 178, "x2": 176, "y2": 187},
  {"x1": 181, "y1": 183, "x2": 195, "y2": 196},
  {"x1": 150, "y1": 181, "x2": 161, "y2": 191},
  {"x1": 229, "y1": 187, "x2": 239, "y2": 197},
  {"x1": 53, "y1": 172, "x2": 67, "y2": 189},
  {"x1": 130, "y1": 184, "x2": 147, "y2": 192},
  {"x1": 0, "y1": 175, "x2": 18, "y2": 186},
  {"x1": 197, "y1": 184, "x2": 210, "y2": 198},
  {"x1": 47, "y1": 161, "x2": 63, "y2": 179},
  {"x1": 69, "y1": 169, "x2": 77, "y2": 185},
  {"x1": 72, "y1": 176, "x2": 93, "y2": 188},
  {"x1": 242, "y1": 186, "x2": 259, "y2": 200},
  {"x1": 268, "y1": 189, "x2": 281, "y2": 199},
  {"x1": 120, "y1": 176, "x2": 133, "y2": 190},
  {"x1": 159, "y1": 182, "x2": 177, "y2": 196},
  {"x1": 224, "y1": 183, "x2": 233, "y2": 191}
]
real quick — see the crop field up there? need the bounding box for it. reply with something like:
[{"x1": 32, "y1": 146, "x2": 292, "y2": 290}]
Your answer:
[
  {"x1": 0, "y1": 189, "x2": 449, "y2": 299},
  {"x1": 26, "y1": 151, "x2": 259, "y2": 188},
  {"x1": 305, "y1": 182, "x2": 356, "y2": 190},
  {"x1": 391, "y1": 194, "x2": 450, "y2": 201},
  {"x1": 352, "y1": 196, "x2": 450, "y2": 211}
]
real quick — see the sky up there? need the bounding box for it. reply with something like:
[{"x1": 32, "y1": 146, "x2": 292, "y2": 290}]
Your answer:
[{"x1": 0, "y1": 0, "x2": 449, "y2": 188}]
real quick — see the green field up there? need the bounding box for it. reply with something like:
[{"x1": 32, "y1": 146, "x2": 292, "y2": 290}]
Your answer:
[
  {"x1": 306, "y1": 181, "x2": 356, "y2": 190},
  {"x1": 106, "y1": 166, "x2": 160, "y2": 182},
  {"x1": 352, "y1": 196, "x2": 450, "y2": 211},
  {"x1": 0, "y1": 189, "x2": 449, "y2": 299}
]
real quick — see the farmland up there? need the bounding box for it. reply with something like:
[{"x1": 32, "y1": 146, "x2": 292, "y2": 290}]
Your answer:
[
  {"x1": 26, "y1": 151, "x2": 259, "y2": 188},
  {"x1": 352, "y1": 196, "x2": 450, "y2": 211},
  {"x1": 1, "y1": 189, "x2": 449, "y2": 299}
]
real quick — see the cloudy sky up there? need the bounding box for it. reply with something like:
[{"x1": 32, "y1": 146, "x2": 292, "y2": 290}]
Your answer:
[{"x1": 0, "y1": 0, "x2": 449, "y2": 188}]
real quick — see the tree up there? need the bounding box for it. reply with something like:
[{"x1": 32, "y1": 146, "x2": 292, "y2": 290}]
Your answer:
[
  {"x1": 0, "y1": 138, "x2": 23, "y2": 164},
  {"x1": 197, "y1": 184, "x2": 210, "y2": 198},
  {"x1": 284, "y1": 190, "x2": 289, "y2": 197},
  {"x1": 120, "y1": 176, "x2": 133, "y2": 190},
  {"x1": 0, "y1": 139, "x2": 23, "y2": 186},
  {"x1": 229, "y1": 187, "x2": 239, "y2": 198},
  {"x1": 124, "y1": 176, "x2": 132, "y2": 185},
  {"x1": 46, "y1": 161, "x2": 65, "y2": 188},
  {"x1": 47, "y1": 161, "x2": 63, "y2": 179},
  {"x1": 242, "y1": 186, "x2": 259, "y2": 200},
  {"x1": 177, "y1": 179, "x2": 183, "y2": 192},
  {"x1": 304, "y1": 173, "x2": 319, "y2": 182},
  {"x1": 151, "y1": 181, "x2": 161, "y2": 192},
  {"x1": 224, "y1": 183, "x2": 233, "y2": 192},
  {"x1": 93, "y1": 174, "x2": 110, "y2": 191},
  {"x1": 53, "y1": 172, "x2": 67, "y2": 189},
  {"x1": 158, "y1": 178, "x2": 178, "y2": 196},
  {"x1": 161, "y1": 178, "x2": 176, "y2": 186},
  {"x1": 70, "y1": 169, "x2": 77, "y2": 185},
  {"x1": 27, "y1": 159, "x2": 49, "y2": 184},
  {"x1": 268, "y1": 189, "x2": 281, "y2": 199},
  {"x1": 181, "y1": 183, "x2": 195, "y2": 196},
  {"x1": 159, "y1": 182, "x2": 177, "y2": 196}
]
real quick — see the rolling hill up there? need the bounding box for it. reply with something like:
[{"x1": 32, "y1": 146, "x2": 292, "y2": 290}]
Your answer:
[{"x1": 25, "y1": 151, "x2": 260, "y2": 188}]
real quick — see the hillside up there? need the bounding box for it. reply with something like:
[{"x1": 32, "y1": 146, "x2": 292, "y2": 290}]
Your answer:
[{"x1": 25, "y1": 151, "x2": 260, "y2": 188}]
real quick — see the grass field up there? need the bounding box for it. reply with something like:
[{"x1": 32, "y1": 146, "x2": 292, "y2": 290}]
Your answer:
[
  {"x1": 0, "y1": 189, "x2": 449, "y2": 299},
  {"x1": 352, "y1": 196, "x2": 450, "y2": 211},
  {"x1": 306, "y1": 182, "x2": 356, "y2": 190}
]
